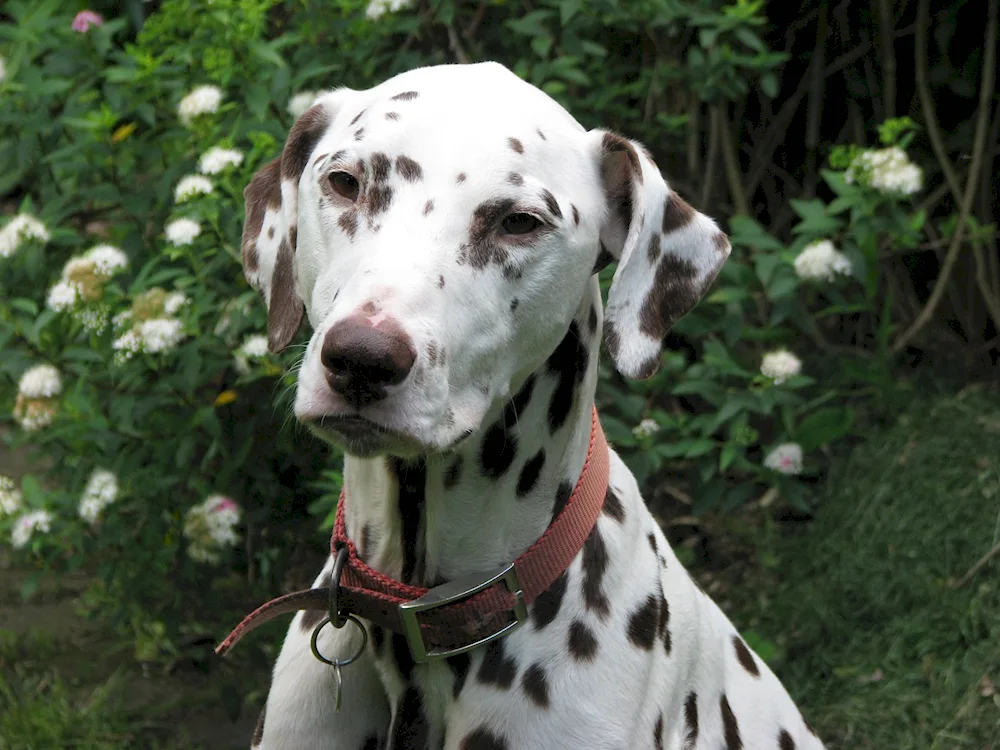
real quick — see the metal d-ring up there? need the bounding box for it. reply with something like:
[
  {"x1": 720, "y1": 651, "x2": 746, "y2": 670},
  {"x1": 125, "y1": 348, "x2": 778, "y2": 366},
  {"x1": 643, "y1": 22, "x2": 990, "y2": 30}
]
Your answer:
[{"x1": 310, "y1": 613, "x2": 368, "y2": 712}]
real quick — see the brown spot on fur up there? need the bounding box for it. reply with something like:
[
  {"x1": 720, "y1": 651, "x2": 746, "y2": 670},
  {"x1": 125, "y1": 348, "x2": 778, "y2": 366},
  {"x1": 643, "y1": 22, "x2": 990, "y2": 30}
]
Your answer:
[
  {"x1": 508, "y1": 137, "x2": 524, "y2": 154},
  {"x1": 601, "y1": 132, "x2": 642, "y2": 183},
  {"x1": 252, "y1": 705, "x2": 266, "y2": 745},
  {"x1": 603, "y1": 319, "x2": 622, "y2": 360},
  {"x1": 456, "y1": 172, "x2": 467, "y2": 184},
  {"x1": 267, "y1": 225, "x2": 275, "y2": 239},
  {"x1": 424, "y1": 199, "x2": 435, "y2": 215},
  {"x1": 241, "y1": 157, "x2": 282, "y2": 274},
  {"x1": 349, "y1": 109, "x2": 366, "y2": 126},
  {"x1": 338, "y1": 210, "x2": 359, "y2": 239},
  {"x1": 391, "y1": 91, "x2": 419, "y2": 101},
  {"x1": 572, "y1": 205, "x2": 580, "y2": 225},
  {"x1": 732, "y1": 635, "x2": 760, "y2": 677},
  {"x1": 714, "y1": 231, "x2": 731, "y2": 255},
  {"x1": 541, "y1": 189, "x2": 562, "y2": 219},
  {"x1": 438, "y1": 275, "x2": 445, "y2": 288},
  {"x1": 507, "y1": 172, "x2": 524, "y2": 186},
  {"x1": 360, "y1": 524, "x2": 372, "y2": 558},
  {"x1": 684, "y1": 693, "x2": 698, "y2": 748},
  {"x1": 281, "y1": 104, "x2": 330, "y2": 183},
  {"x1": 354, "y1": 128, "x2": 365, "y2": 141},
  {"x1": 384, "y1": 111, "x2": 400, "y2": 121},
  {"x1": 371, "y1": 153, "x2": 391, "y2": 183},
  {"x1": 779, "y1": 729, "x2": 796, "y2": 750},
  {"x1": 536, "y1": 128, "x2": 546, "y2": 140},
  {"x1": 267, "y1": 236, "x2": 305, "y2": 352},
  {"x1": 647, "y1": 233, "x2": 661, "y2": 263},
  {"x1": 568, "y1": 620, "x2": 598, "y2": 660},
  {"x1": 522, "y1": 664, "x2": 550, "y2": 708},
  {"x1": 461, "y1": 198, "x2": 517, "y2": 270},
  {"x1": 366, "y1": 185, "x2": 393, "y2": 219},
  {"x1": 653, "y1": 713, "x2": 663, "y2": 750},
  {"x1": 721, "y1": 695, "x2": 743, "y2": 750},
  {"x1": 661, "y1": 194, "x2": 696, "y2": 234},
  {"x1": 638, "y1": 253, "x2": 703, "y2": 340},
  {"x1": 395, "y1": 155, "x2": 422, "y2": 182}
]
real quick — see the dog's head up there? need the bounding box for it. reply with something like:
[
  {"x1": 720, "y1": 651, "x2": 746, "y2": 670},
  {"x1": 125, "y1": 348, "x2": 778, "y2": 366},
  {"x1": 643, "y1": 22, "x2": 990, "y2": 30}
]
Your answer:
[{"x1": 241, "y1": 62, "x2": 729, "y2": 456}]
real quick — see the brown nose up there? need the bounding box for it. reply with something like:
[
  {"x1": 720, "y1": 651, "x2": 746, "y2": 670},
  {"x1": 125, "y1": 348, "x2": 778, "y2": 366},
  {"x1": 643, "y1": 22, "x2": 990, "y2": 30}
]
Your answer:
[{"x1": 321, "y1": 315, "x2": 416, "y2": 408}]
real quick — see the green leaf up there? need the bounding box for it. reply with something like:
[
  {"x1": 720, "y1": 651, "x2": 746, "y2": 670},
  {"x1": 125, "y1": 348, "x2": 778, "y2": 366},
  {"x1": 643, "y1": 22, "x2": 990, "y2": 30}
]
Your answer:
[
  {"x1": 729, "y1": 215, "x2": 785, "y2": 252},
  {"x1": 794, "y1": 407, "x2": 854, "y2": 451}
]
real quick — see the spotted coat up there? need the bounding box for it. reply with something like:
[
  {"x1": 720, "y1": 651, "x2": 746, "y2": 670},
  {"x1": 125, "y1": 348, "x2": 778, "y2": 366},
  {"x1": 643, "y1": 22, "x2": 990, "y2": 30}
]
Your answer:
[{"x1": 239, "y1": 62, "x2": 824, "y2": 750}]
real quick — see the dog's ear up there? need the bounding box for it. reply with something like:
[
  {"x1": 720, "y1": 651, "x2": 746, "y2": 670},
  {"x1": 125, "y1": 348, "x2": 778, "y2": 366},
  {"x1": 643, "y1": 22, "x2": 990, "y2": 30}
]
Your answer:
[
  {"x1": 241, "y1": 98, "x2": 341, "y2": 352},
  {"x1": 590, "y1": 131, "x2": 731, "y2": 379}
]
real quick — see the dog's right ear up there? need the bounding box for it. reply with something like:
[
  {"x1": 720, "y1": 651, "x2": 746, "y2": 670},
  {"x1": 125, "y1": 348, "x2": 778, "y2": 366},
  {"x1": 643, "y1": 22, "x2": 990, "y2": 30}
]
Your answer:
[{"x1": 241, "y1": 97, "x2": 344, "y2": 352}]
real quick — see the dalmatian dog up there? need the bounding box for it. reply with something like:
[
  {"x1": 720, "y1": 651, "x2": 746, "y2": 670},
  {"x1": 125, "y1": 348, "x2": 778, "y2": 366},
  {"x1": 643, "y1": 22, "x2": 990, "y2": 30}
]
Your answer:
[{"x1": 238, "y1": 61, "x2": 824, "y2": 750}]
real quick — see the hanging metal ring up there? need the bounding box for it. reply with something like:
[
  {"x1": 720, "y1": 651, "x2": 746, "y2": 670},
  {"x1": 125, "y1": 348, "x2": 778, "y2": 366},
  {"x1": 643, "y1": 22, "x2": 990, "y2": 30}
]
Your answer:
[{"x1": 310, "y1": 613, "x2": 368, "y2": 669}]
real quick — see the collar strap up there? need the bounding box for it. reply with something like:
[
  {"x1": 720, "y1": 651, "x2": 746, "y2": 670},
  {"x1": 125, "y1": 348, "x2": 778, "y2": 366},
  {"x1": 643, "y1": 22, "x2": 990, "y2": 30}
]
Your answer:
[{"x1": 217, "y1": 407, "x2": 609, "y2": 663}]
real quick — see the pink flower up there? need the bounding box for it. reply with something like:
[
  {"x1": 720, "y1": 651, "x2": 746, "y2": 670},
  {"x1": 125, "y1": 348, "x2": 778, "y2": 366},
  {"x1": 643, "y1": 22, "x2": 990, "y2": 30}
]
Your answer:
[
  {"x1": 210, "y1": 497, "x2": 239, "y2": 513},
  {"x1": 71, "y1": 10, "x2": 104, "y2": 32}
]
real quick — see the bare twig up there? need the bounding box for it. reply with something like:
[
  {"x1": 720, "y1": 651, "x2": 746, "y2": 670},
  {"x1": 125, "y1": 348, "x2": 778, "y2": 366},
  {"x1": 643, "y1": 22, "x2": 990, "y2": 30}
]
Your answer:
[
  {"x1": 462, "y1": 2, "x2": 487, "y2": 41},
  {"x1": 446, "y1": 24, "x2": 470, "y2": 64},
  {"x1": 950, "y1": 540, "x2": 1000, "y2": 589},
  {"x1": 700, "y1": 105, "x2": 720, "y2": 208},
  {"x1": 877, "y1": 0, "x2": 897, "y2": 118},
  {"x1": 892, "y1": 0, "x2": 996, "y2": 353},
  {"x1": 714, "y1": 104, "x2": 748, "y2": 215}
]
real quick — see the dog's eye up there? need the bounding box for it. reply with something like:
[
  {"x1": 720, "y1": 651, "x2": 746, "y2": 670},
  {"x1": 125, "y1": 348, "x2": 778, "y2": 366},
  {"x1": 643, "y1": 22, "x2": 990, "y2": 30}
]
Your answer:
[
  {"x1": 500, "y1": 213, "x2": 542, "y2": 236},
  {"x1": 329, "y1": 172, "x2": 360, "y2": 201}
]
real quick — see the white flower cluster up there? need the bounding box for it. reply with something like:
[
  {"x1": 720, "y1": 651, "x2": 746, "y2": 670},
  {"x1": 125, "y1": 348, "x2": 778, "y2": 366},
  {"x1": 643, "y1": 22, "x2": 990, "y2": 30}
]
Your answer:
[
  {"x1": 12, "y1": 510, "x2": 53, "y2": 550},
  {"x1": 13, "y1": 364, "x2": 62, "y2": 431},
  {"x1": 0, "y1": 213, "x2": 50, "y2": 259},
  {"x1": 178, "y1": 84, "x2": 223, "y2": 126},
  {"x1": 365, "y1": 0, "x2": 412, "y2": 20},
  {"x1": 632, "y1": 418, "x2": 660, "y2": 439},
  {"x1": 760, "y1": 349, "x2": 802, "y2": 385},
  {"x1": 112, "y1": 288, "x2": 188, "y2": 363},
  {"x1": 198, "y1": 146, "x2": 244, "y2": 175},
  {"x1": 214, "y1": 296, "x2": 255, "y2": 343},
  {"x1": 793, "y1": 239, "x2": 852, "y2": 282},
  {"x1": 78, "y1": 469, "x2": 120, "y2": 525},
  {"x1": 287, "y1": 91, "x2": 318, "y2": 119},
  {"x1": 0, "y1": 475, "x2": 22, "y2": 516},
  {"x1": 46, "y1": 245, "x2": 128, "y2": 332},
  {"x1": 183, "y1": 495, "x2": 242, "y2": 563},
  {"x1": 165, "y1": 218, "x2": 201, "y2": 246},
  {"x1": 174, "y1": 175, "x2": 214, "y2": 203},
  {"x1": 845, "y1": 146, "x2": 923, "y2": 196},
  {"x1": 234, "y1": 333, "x2": 270, "y2": 374},
  {"x1": 764, "y1": 443, "x2": 804, "y2": 475}
]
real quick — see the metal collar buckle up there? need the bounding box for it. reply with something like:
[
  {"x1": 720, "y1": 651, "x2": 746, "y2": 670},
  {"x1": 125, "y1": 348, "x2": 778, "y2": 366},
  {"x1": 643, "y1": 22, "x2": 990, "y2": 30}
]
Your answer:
[{"x1": 398, "y1": 562, "x2": 528, "y2": 663}]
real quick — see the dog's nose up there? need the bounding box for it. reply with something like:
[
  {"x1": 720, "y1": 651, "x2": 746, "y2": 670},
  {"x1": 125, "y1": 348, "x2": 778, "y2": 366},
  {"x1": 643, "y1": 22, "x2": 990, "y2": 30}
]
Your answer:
[{"x1": 321, "y1": 315, "x2": 416, "y2": 408}]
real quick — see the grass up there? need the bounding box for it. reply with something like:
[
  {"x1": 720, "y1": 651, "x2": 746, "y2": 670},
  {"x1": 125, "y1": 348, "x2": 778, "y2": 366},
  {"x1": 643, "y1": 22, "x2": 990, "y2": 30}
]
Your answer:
[
  {"x1": 1, "y1": 387, "x2": 998, "y2": 748},
  {"x1": 694, "y1": 386, "x2": 1000, "y2": 748}
]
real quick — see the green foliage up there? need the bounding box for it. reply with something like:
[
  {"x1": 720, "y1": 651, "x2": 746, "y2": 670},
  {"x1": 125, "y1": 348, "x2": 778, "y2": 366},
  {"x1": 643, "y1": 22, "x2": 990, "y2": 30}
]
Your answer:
[{"x1": 0, "y1": 0, "x2": 939, "y2": 659}]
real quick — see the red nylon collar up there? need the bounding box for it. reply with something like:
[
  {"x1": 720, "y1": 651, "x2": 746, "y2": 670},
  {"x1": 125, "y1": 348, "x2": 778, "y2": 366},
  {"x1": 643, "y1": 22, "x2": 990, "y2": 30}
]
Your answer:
[{"x1": 217, "y1": 408, "x2": 609, "y2": 661}]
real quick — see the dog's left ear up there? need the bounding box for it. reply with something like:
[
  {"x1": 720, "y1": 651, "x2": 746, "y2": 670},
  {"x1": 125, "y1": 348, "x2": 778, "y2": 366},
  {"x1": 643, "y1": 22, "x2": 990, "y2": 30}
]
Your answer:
[{"x1": 590, "y1": 131, "x2": 731, "y2": 379}]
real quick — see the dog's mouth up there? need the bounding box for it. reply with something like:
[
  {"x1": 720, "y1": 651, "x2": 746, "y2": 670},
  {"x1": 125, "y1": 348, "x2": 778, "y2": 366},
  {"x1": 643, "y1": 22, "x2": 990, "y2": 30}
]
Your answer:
[{"x1": 303, "y1": 414, "x2": 421, "y2": 457}]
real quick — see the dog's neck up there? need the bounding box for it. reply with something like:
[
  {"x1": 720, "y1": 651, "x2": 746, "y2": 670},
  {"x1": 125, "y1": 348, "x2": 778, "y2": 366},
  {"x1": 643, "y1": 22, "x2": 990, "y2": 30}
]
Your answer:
[{"x1": 340, "y1": 279, "x2": 603, "y2": 586}]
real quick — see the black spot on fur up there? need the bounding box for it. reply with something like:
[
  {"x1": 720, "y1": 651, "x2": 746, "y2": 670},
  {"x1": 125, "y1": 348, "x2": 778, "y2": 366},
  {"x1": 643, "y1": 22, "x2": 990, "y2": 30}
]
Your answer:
[
  {"x1": 367, "y1": 185, "x2": 393, "y2": 219},
  {"x1": 721, "y1": 694, "x2": 743, "y2": 750},
  {"x1": 338, "y1": 210, "x2": 359, "y2": 240},
  {"x1": 536, "y1": 128, "x2": 546, "y2": 141},
  {"x1": 653, "y1": 713, "x2": 664, "y2": 750},
  {"x1": 460, "y1": 728, "x2": 507, "y2": 750},
  {"x1": 361, "y1": 736, "x2": 380, "y2": 750},
  {"x1": 627, "y1": 594, "x2": 660, "y2": 649},
  {"x1": 658, "y1": 589, "x2": 671, "y2": 655},
  {"x1": 531, "y1": 570, "x2": 567, "y2": 630},
  {"x1": 391, "y1": 458, "x2": 426, "y2": 584},
  {"x1": 371, "y1": 153, "x2": 391, "y2": 183},
  {"x1": 396, "y1": 155, "x2": 423, "y2": 182},
  {"x1": 594, "y1": 241, "x2": 614, "y2": 273},
  {"x1": 545, "y1": 322, "x2": 588, "y2": 431},
  {"x1": 516, "y1": 449, "x2": 545, "y2": 497},
  {"x1": 444, "y1": 455, "x2": 463, "y2": 489},
  {"x1": 507, "y1": 172, "x2": 524, "y2": 186},
  {"x1": 360, "y1": 524, "x2": 372, "y2": 558},
  {"x1": 581, "y1": 526, "x2": 610, "y2": 617},
  {"x1": 424, "y1": 199, "x2": 434, "y2": 215},
  {"x1": 391, "y1": 91, "x2": 419, "y2": 101},
  {"x1": 372, "y1": 623, "x2": 385, "y2": 651},
  {"x1": 568, "y1": 620, "x2": 598, "y2": 660},
  {"x1": 572, "y1": 204, "x2": 580, "y2": 226},
  {"x1": 391, "y1": 631, "x2": 416, "y2": 681},
  {"x1": 391, "y1": 686, "x2": 430, "y2": 750},
  {"x1": 779, "y1": 729, "x2": 796, "y2": 750},
  {"x1": 477, "y1": 639, "x2": 516, "y2": 689},
  {"x1": 510, "y1": 298, "x2": 519, "y2": 313},
  {"x1": 384, "y1": 111, "x2": 401, "y2": 121},
  {"x1": 733, "y1": 635, "x2": 760, "y2": 677},
  {"x1": 447, "y1": 653, "x2": 472, "y2": 698},
  {"x1": 551, "y1": 480, "x2": 572, "y2": 523},
  {"x1": 684, "y1": 693, "x2": 699, "y2": 748},
  {"x1": 480, "y1": 422, "x2": 517, "y2": 479},
  {"x1": 602, "y1": 486, "x2": 625, "y2": 522},
  {"x1": 456, "y1": 172, "x2": 467, "y2": 183},
  {"x1": 522, "y1": 663, "x2": 550, "y2": 708},
  {"x1": 349, "y1": 109, "x2": 366, "y2": 126},
  {"x1": 647, "y1": 532, "x2": 658, "y2": 553},
  {"x1": 354, "y1": 128, "x2": 365, "y2": 141},
  {"x1": 438, "y1": 275, "x2": 445, "y2": 288},
  {"x1": 588, "y1": 304, "x2": 598, "y2": 335}
]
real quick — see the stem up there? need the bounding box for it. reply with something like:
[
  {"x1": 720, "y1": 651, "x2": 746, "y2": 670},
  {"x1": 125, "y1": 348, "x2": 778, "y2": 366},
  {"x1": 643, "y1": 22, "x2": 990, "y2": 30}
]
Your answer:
[
  {"x1": 714, "y1": 104, "x2": 748, "y2": 215},
  {"x1": 700, "y1": 105, "x2": 720, "y2": 208}
]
